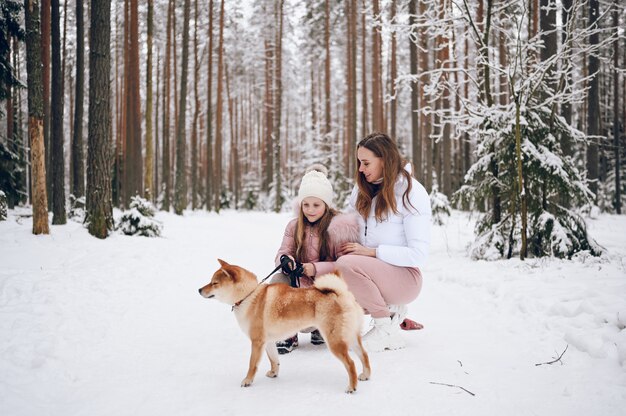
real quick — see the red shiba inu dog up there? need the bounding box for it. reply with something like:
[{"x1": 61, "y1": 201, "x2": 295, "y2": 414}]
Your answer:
[{"x1": 198, "y1": 259, "x2": 371, "y2": 393}]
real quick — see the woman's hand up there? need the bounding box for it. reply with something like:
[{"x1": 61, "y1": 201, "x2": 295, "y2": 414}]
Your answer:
[{"x1": 339, "y1": 242, "x2": 376, "y2": 257}]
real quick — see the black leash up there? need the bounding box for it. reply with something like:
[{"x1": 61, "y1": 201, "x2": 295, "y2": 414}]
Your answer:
[{"x1": 232, "y1": 256, "x2": 302, "y2": 311}]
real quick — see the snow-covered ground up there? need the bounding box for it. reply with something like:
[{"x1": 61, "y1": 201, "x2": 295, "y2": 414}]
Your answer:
[{"x1": 1, "y1": 208, "x2": 625, "y2": 416}]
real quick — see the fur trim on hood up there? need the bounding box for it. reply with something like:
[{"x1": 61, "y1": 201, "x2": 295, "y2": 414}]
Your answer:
[{"x1": 327, "y1": 211, "x2": 360, "y2": 247}]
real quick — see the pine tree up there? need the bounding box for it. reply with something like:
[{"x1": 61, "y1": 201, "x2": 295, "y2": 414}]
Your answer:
[{"x1": 456, "y1": 0, "x2": 604, "y2": 260}]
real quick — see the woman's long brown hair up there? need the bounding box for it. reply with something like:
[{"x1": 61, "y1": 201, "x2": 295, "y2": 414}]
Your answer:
[
  {"x1": 355, "y1": 132, "x2": 414, "y2": 222},
  {"x1": 294, "y1": 205, "x2": 338, "y2": 262}
]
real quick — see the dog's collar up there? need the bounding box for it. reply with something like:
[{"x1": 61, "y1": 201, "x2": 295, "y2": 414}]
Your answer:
[{"x1": 231, "y1": 287, "x2": 257, "y2": 311}]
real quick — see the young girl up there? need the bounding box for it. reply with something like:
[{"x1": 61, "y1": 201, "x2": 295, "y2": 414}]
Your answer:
[
  {"x1": 338, "y1": 132, "x2": 431, "y2": 352},
  {"x1": 272, "y1": 165, "x2": 359, "y2": 354}
]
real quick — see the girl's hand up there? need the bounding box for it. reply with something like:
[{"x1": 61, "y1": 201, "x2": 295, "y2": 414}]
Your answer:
[
  {"x1": 302, "y1": 263, "x2": 316, "y2": 277},
  {"x1": 340, "y1": 242, "x2": 376, "y2": 257}
]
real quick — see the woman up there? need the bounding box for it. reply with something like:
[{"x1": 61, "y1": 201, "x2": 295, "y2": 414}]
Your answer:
[{"x1": 337, "y1": 132, "x2": 431, "y2": 352}]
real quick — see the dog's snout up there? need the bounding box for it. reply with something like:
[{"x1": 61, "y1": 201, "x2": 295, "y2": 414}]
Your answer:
[{"x1": 198, "y1": 288, "x2": 203, "y2": 295}]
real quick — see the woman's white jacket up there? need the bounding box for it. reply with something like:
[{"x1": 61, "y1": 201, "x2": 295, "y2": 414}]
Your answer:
[{"x1": 348, "y1": 167, "x2": 431, "y2": 268}]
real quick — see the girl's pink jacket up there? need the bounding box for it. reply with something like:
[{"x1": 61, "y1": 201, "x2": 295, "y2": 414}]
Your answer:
[{"x1": 274, "y1": 212, "x2": 360, "y2": 287}]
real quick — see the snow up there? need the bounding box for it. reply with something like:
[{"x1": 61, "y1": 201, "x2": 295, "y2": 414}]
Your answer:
[{"x1": 1, "y1": 208, "x2": 625, "y2": 415}]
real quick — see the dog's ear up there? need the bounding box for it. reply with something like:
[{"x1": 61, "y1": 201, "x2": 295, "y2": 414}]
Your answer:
[
  {"x1": 217, "y1": 259, "x2": 235, "y2": 280},
  {"x1": 220, "y1": 267, "x2": 232, "y2": 279}
]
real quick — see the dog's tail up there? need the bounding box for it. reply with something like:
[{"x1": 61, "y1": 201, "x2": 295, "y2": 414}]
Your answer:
[{"x1": 313, "y1": 272, "x2": 350, "y2": 295}]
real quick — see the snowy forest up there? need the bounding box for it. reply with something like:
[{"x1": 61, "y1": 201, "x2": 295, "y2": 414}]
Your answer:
[{"x1": 1, "y1": 0, "x2": 625, "y2": 260}]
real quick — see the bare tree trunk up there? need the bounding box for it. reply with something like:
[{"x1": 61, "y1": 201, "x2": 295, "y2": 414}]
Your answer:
[
  {"x1": 514, "y1": 96, "x2": 528, "y2": 259},
  {"x1": 174, "y1": 0, "x2": 191, "y2": 215},
  {"x1": 345, "y1": 0, "x2": 357, "y2": 175},
  {"x1": 189, "y1": 0, "x2": 200, "y2": 209},
  {"x1": 214, "y1": 0, "x2": 225, "y2": 211},
  {"x1": 498, "y1": 7, "x2": 508, "y2": 106},
  {"x1": 144, "y1": 0, "x2": 154, "y2": 201},
  {"x1": 419, "y1": 0, "x2": 431, "y2": 190},
  {"x1": 371, "y1": 0, "x2": 384, "y2": 132},
  {"x1": 71, "y1": 0, "x2": 85, "y2": 199},
  {"x1": 389, "y1": 0, "x2": 398, "y2": 140},
  {"x1": 263, "y1": 38, "x2": 273, "y2": 192},
  {"x1": 41, "y1": 0, "x2": 51, "y2": 209},
  {"x1": 561, "y1": 0, "x2": 573, "y2": 155},
  {"x1": 162, "y1": 0, "x2": 173, "y2": 211},
  {"x1": 5, "y1": 34, "x2": 13, "y2": 146},
  {"x1": 323, "y1": 0, "x2": 331, "y2": 163},
  {"x1": 124, "y1": 0, "x2": 142, "y2": 205},
  {"x1": 51, "y1": 0, "x2": 65, "y2": 224},
  {"x1": 440, "y1": 0, "x2": 451, "y2": 197},
  {"x1": 205, "y1": 0, "x2": 214, "y2": 210},
  {"x1": 273, "y1": 0, "x2": 284, "y2": 213},
  {"x1": 154, "y1": 47, "x2": 160, "y2": 204},
  {"x1": 540, "y1": 0, "x2": 557, "y2": 96},
  {"x1": 360, "y1": 0, "x2": 368, "y2": 138},
  {"x1": 587, "y1": 0, "x2": 600, "y2": 200},
  {"x1": 25, "y1": 0, "x2": 50, "y2": 234},
  {"x1": 613, "y1": 2, "x2": 621, "y2": 214},
  {"x1": 112, "y1": 1, "x2": 122, "y2": 207},
  {"x1": 409, "y1": 0, "x2": 421, "y2": 178},
  {"x1": 86, "y1": 0, "x2": 113, "y2": 238}
]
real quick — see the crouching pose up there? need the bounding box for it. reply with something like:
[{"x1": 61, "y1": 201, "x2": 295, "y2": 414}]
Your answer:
[{"x1": 338, "y1": 132, "x2": 431, "y2": 352}]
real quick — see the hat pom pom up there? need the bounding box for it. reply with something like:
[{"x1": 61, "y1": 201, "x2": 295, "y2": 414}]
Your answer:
[{"x1": 305, "y1": 163, "x2": 328, "y2": 177}]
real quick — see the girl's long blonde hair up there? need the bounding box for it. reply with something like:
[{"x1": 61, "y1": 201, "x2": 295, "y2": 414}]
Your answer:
[
  {"x1": 294, "y1": 204, "x2": 338, "y2": 262},
  {"x1": 355, "y1": 132, "x2": 414, "y2": 222}
]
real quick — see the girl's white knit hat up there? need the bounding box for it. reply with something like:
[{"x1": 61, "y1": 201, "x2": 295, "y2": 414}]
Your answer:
[{"x1": 298, "y1": 165, "x2": 333, "y2": 207}]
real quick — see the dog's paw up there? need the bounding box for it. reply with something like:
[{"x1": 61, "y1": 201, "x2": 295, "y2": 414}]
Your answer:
[
  {"x1": 265, "y1": 370, "x2": 278, "y2": 378},
  {"x1": 358, "y1": 373, "x2": 370, "y2": 381},
  {"x1": 345, "y1": 386, "x2": 356, "y2": 394},
  {"x1": 240, "y1": 378, "x2": 254, "y2": 387}
]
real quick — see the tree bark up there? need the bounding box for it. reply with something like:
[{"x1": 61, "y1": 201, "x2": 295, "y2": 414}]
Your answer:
[
  {"x1": 124, "y1": 0, "x2": 142, "y2": 205},
  {"x1": 561, "y1": 0, "x2": 573, "y2": 154},
  {"x1": 586, "y1": 0, "x2": 600, "y2": 200},
  {"x1": 214, "y1": 0, "x2": 225, "y2": 211},
  {"x1": 273, "y1": 0, "x2": 284, "y2": 213},
  {"x1": 191, "y1": 0, "x2": 200, "y2": 210},
  {"x1": 419, "y1": 0, "x2": 431, "y2": 190},
  {"x1": 41, "y1": 0, "x2": 51, "y2": 209},
  {"x1": 389, "y1": 0, "x2": 398, "y2": 140},
  {"x1": 144, "y1": 0, "x2": 154, "y2": 201},
  {"x1": 613, "y1": 3, "x2": 621, "y2": 214},
  {"x1": 345, "y1": 0, "x2": 357, "y2": 175},
  {"x1": 371, "y1": 0, "x2": 384, "y2": 132},
  {"x1": 174, "y1": 0, "x2": 191, "y2": 215},
  {"x1": 50, "y1": 0, "x2": 65, "y2": 224},
  {"x1": 323, "y1": 0, "x2": 331, "y2": 163},
  {"x1": 25, "y1": 0, "x2": 50, "y2": 234},
  {"x1": 440, "y1": 0, "x2": 451, "y2": 197},
  {"x1": 86, "y1": 0, "x2": 113, "y2": 238},
  {"x1": 162, "y1": 0, "x2": 173, "y2": 211},
  {"x1": 409, "y1": 0, "x2": 421, "y2": 178},
  {"x1": 360, "y1": 0, "x2": 368, "y2": 138},
  {"x1": 71, "y1": 0, "x2": 85, "y2": 199},
  {"x1": 205, "y1": 0, "x2": 214, "y2": 210}
]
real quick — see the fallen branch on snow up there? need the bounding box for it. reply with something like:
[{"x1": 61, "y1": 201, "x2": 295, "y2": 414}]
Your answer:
[
  {"x1": 535, "y1": 345, "x2": 568, "y2": 366},
  {"x1": 429, "y1": 382, "x2": 475, "y2": 396}
]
